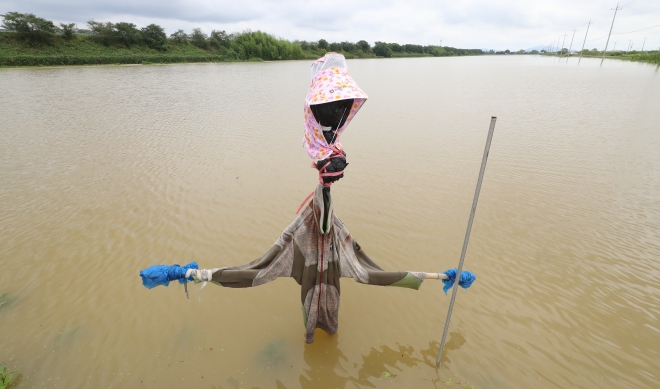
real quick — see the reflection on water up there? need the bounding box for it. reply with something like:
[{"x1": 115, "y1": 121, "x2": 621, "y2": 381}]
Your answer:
[
  {"x1": 1, "y1": 56, "x2": 659, "y2": 388},
  {"x1": 299, "y1": 333, "x2": 453, "y2": 389}
]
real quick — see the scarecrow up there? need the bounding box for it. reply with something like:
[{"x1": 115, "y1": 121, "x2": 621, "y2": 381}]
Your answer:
[{"x1": 140, "y1": 53, "x2": 476, "y2": 343}]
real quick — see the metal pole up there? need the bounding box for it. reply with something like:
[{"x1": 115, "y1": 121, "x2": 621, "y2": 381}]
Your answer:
[
  {"x1": 578, "y1": 20, "x2": 591, "y2": 65},
  {"x1": 558, "y1": 36, "x2": 562, "y2": 55},
  {"x1": 436, "y1": 117, "x2": 497, "y2": 366},
  {"x1": 560, "y1": 34, "x2": 567, "y2": 57},
  {"x1": 566, "y1": 29, "x2": 576, "y2": 63},
  {"x1": 613, "y1": 42, "x2": 617, "y2": 52},
  {"x1": 641, "y1": 37, "x2": 646, "y2": 52},
  {"x1": 602, "y1": 3, "x2": 621, "y2": 65}
]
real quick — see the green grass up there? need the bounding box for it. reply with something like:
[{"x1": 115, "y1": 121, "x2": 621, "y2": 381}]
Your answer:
[
  {"x1": 628, "y1": 52, "x2": 660, "y2": 65},
  {"x1": 0, "y1": 33, "x2": 229, "y2": 66},
  {"x1": 546, "y1": 52, "x2": 660, "y2": 65},
  {"x1": 0, "y1": 32, "x2": 482, "y2": 67}
]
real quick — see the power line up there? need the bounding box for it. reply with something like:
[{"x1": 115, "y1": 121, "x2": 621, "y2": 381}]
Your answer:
[
  {"x1": 585, "y1": 24, "x2": 660, "y2": 41},
  {"x1": 614, "y1": 24, "x2": 660, "y2": 34},
  {"x1": 619, "y1": 0, "x2": 651, "y2": 9}
]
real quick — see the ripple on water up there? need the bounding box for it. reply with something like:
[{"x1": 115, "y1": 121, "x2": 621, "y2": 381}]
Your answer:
[{"x1": 0, "y1": 57, "x2": 659, "y2": 388}]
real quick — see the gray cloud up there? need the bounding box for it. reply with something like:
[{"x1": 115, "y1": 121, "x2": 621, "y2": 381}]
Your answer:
[{"x1": 1, "y1": 0, "x2": 658, "y2": 50}]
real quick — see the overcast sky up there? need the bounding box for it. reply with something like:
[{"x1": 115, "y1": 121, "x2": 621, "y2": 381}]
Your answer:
[{"x1": 1, "y1": 0, "x2": 658, "y2": 51}]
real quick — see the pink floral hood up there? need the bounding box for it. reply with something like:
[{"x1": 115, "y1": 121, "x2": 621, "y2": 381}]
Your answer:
[{"x1": 302, "y1": 53, "x2": 368, "y2": 161}]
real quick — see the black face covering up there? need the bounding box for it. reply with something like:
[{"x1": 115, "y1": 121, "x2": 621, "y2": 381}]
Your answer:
[{"x1": 310, "y1": 99, "x2": 354, "y2": 145}]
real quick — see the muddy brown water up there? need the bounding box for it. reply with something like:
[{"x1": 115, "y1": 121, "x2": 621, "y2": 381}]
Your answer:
[{"x1": 1, "y1": 56, "x2": 659, "y2": 389}]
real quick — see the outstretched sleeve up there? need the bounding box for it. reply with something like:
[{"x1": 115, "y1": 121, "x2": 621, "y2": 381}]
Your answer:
[
  {"x1": 350, "y1": 239, "x2": 427, "y2": 290},
  {"x1": 333, "y1": 217, "x2": 427, "y2": 290},
  {"x1": 209, "y1": 216, "x2": 303, "y2": 288}
]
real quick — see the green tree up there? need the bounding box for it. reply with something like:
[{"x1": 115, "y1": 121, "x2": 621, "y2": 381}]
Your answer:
[
  {"x1": 341, "y1": 41, "x2": 355, "y2": 52},
  {"x1": 87, "y1": 20, "x2": 140, "y2": 47},
  {"x1": 210, "y1": 30, "x2": 228, "y2": 47},
  {"x1": 191, "y1": 28, "x2": 208, "y2": 48},
  {"x1": 141, "y1": 24, "x2": 167, "y2": 51},
  {"x1": 504, "y1": 49, "x2": 510, "y2": 54},
  {"x1": 1, "y1": 12, "x2": 56, "y2": 44},
  {"x1": 318, "y1": 39, "x2": 329, "y2": 50},
  {"x1": 329, "y1": 42, "x2": 341, "y2": 52},
  {"x1": 170, "y1": 29, "x2": 188, "y2": 43},
  {"x1": 114, "y1": 22, "x2": 141, "y2": 47},
  {"x1": 373, "y1": 42, "x2": 392, "y2": 57},
  {"x1": 59, "y1": 22, "x2": 76, "y2": 40},
  {"x1": 227, "y1": 30, "x2": 303, "y2": 61},
  {"x1": 356, "y1": 40, "x2": 370, "y2": 52},
  {"x1": 87, "y1": 20, "x2": 115, "y2": 45},
  {"x1": 427, "y1": 45, "x2": 446, "y2": 56}
]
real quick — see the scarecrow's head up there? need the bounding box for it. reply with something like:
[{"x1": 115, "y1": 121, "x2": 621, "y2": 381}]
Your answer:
[
  {"x1": 303, "y1": 53, "x2": 368, "y2": 165},
  {"x1": 310, "y1": 98, "x2": 355, "y2": 146}
]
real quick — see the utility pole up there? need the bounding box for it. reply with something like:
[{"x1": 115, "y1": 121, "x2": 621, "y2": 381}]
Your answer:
[
  {"x1": 578, "y1": 20, "x2": 591, "y2": 65},
  {"x1": 641, "y1": 37, "x2": 646, "y2": 52},
  {"x1": 560, "y1": 33, "x2": 567, "y2": 57},
  {"x1": 566, "y1": 28, "x2": 576, "y2": 62},
  {"x1": 602, "y1": 3, "x2": 622, "y2": 65},
  {"x1": 557, "y1": 36, "x2": 561, "y2": 54},
  {"x1": 613, "y1": 41, "x2": 617, "y2": 51},
  {"x1": 627, "y1": 40, "x2": 632, "y2": 53}
]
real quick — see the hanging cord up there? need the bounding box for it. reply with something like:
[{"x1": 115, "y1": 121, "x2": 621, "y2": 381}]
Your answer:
[
  {"x1": 297, "y1": 105, "x2": 349, "y2": 214},
  {"x1": 296, "y1": 145, "x2": 346, "y2": 214}
]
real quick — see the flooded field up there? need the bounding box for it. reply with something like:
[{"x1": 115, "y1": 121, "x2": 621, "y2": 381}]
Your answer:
[{"x1": 1, "y1": 56, "x2": 659, "y2": 388}]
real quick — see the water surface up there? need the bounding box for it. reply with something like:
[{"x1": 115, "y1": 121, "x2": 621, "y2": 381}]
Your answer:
[{"x1": 1, "y1": 56, "x2": 659, "y2": 388}]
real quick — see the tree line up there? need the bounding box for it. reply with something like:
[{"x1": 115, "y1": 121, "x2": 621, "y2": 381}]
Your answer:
[
  {"x1": 295, "y1": 39, "x2": 483, "y2": 58},
  {"x1": 1, "y1": 11, "x2": 485, "y2": 63}
]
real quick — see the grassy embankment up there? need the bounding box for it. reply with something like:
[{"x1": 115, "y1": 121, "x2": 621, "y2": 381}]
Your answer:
[
  {"x1": 0, "y1": 32, "x2": 303, "y2": 66},
  {"x1": 546, "y1": 52, "x2": 660, "y2": 65},
  {"x1": 0, "y1": 32, "x2": 483, "y2": 67}
]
